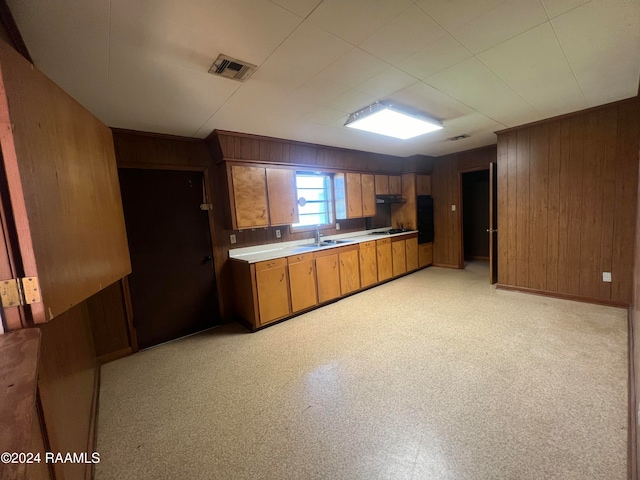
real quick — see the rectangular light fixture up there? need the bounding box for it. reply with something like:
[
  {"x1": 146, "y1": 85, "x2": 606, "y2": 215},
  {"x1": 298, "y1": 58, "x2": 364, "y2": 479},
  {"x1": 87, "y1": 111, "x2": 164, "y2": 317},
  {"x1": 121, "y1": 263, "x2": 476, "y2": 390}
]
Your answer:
[{"x1": 344, "y1": 102, "x2": 443, "y2": 140}]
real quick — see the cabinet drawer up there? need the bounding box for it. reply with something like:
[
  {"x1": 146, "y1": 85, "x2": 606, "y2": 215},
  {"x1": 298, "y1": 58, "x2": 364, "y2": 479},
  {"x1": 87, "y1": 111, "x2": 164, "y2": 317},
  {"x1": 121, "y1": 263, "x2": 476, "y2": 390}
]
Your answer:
[
  {"x1": 255, "y1": 257, "x2": 287, "y2": 271},
  {"x1": 360, "y1": 240, "x2": 376, "y2": 249},
  {"x1": 376, "y1": 238, "x2": 391, "y2": 246},
  {"x1": 287, "y1": 253, "x2": 313, "y2": 264}
]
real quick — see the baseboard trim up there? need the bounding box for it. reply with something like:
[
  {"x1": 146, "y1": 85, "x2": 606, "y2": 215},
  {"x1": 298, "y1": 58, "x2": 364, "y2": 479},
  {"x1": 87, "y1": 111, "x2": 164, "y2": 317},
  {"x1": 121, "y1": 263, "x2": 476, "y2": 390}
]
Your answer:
[
  {"x1": 629, "y1": 308, "x2": 637, "y2": 480},
  {"x1": 98, "y1": 347, "x2": 132, "y2": 365},
  {"x1": 86, "y1": 360, "x2": 101, "y2": 480},
  {"x1": 495, "y1": 284, "x2": 630, "y2": 308},
  {"x1": 433, "y1": 263, "x2": 460, "y2": 269},
  {"x1": 466, "y1": 256, "x2": 490, "y2": 261}
]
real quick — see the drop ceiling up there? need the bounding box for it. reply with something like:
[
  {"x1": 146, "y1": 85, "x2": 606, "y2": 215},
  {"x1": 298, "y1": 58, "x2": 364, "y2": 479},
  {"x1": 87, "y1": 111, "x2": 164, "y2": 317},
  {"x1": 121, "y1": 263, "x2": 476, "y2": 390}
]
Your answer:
[{"x1": 8, "y1": 0, "x2": 640, "y2": 157}]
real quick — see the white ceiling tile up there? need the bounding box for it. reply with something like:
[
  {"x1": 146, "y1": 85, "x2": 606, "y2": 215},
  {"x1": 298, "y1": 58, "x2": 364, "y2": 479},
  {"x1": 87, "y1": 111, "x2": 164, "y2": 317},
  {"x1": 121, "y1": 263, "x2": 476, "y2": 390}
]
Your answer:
[
  {"x1": 478, "y1": 22, "x2": 587, "y2": 115},
  {"x1": 389, "y1": 82, "x2": 474, "y2": 122},
  {"x1": 301, "y1": 107, "x2": 346, "y2": 126},
  {"x1": 326, "y1": 90, "x2": 377, "y2": 114},
  {"x1": 414, "y1": 0, "x2": 505, "y2": 31},
  {"x1": 356, "y1": 67, "x2": 418, "y2": 99},
  {"x1": 8, "y1": 0, "x2": 111, "y2": 121},
  {"x1": 425, "y1": 57, "x2": 539, "y2": 126},
  {"x1": 396, "y1": 35, "x2": 473, "y2": 80},
  {"x1": 541, "y1": 0, "x2": 591, "y2": 19},
  {"x1": 358, "y1": 5, "x2": 448, "y2": 65},
  {"x1": 307, "y1": 0, "x2": 413, "y2": 45},
  {"x1": 552, "y1": 0, "x2": 640, "y2": 105},
  {"x1": 270, "y1": 0, "x2": 323, "y2": 18},
  {"x1": 319, "y1": 48, "x2": 389, "y2": 88},
  {"x1": 451, "y1": 0, "x2": 549, "y2": 54}
]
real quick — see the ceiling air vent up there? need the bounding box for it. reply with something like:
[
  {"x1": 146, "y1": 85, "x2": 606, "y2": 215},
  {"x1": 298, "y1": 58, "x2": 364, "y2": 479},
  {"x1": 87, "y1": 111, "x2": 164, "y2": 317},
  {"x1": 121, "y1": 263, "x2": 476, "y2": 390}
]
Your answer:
[
  {"x1": 447, "y1": 134, "x2": 470, "y2": 141},
  {"x1": 208, "y1": 54, "x2": 257, "y2": 82}
]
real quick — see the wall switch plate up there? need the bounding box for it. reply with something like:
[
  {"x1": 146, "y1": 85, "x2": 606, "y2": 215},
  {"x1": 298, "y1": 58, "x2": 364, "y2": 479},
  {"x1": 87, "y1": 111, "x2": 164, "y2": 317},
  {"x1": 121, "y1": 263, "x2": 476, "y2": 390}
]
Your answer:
[
  {"x1": 602, "y1": 272, "x2": 612, "y2": 282},
  {"x1": 275, "y1": 229, "x2": 281, "y2": 238},
  {"x1": 230, "y1": 234, "x2": 237, "y2": 244},
  {"x1": 451, "y1": 205, "x2": 456, "y2": 211},
  {"x1": 336, "y1": 223, "x2": 340, "y2": 230}
]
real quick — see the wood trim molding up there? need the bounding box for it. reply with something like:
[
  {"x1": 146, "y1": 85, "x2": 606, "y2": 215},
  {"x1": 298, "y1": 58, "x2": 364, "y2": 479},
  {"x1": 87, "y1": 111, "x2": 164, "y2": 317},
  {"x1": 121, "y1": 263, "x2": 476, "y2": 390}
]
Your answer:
[
  {"x1": 629, "y1": 308, "x2": 637, "y2": 480},
  {"x1": 495, "y1": 96, "x2": 639, "y2": 134},
  {"x1": 97, "y1": 347, "x2": 132, "y2": 365},
  {"x1": 495, "y1": 283, "x2": 630, "y2": 308},
  {"x1": 110, "y1": 128, "x2": 204, "y2": 143},
  {"x1": 0, "y1": 0, "x2": 32, "y2": 63},
  {"x1": 432, "y1": 263, "x2": 461, "y2": 268}
]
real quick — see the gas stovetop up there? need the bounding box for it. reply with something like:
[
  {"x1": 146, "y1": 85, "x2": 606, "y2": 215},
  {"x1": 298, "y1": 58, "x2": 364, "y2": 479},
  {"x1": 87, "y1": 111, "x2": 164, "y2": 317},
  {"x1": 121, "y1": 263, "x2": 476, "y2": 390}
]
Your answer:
[{"x1": 368, "y1": 229, "x2": 412, "y2": 235}]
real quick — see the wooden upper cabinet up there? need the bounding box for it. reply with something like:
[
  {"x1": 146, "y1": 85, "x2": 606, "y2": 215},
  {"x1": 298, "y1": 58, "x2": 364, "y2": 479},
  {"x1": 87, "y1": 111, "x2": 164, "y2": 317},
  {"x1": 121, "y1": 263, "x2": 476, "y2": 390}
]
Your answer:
[
  {"x1": 230, "y1": 165, "x2": 269, "y2": 229},
  {"x1": 335, "y1": 172, "x2": 364, "y2": 219},
  {"x1": 361, "y1": 174, "x2": 376, "y2": 217},
  {"x1": 375, "y1": 175, "x2": 389, "y2": 195},
  {"x1": 0, "y1": 42, "x2": 130, "y2": 327},
  {"x1": 388, "y1": 175, "x2": 402, "y2": 195},
  {"x1": 255, "y1": 258, "x2": 290, "y2": 325},
  {"x1": 266, "y1": 168, "x2": 298, "y2": 226},
  {"x1": 416, "y1": 175, "x2": 431, "y2": 196}
]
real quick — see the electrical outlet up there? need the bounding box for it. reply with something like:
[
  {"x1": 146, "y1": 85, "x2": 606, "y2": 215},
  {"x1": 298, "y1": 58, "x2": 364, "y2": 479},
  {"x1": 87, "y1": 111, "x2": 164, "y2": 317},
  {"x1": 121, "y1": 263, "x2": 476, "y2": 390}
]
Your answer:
[
  {"x1": 336, "y1": 223, "x2": 340, "y2": 230},
  {"x1": 602, "y1": 272, "x2": 612, "y2": 282},
  {"x1": 451, "y1": 205, "x2": 456, "y2": 212},
  {"x1": 230, "y1": 234, "x2": 237, "y2": 244},
  {"x1": 275, "y1": 229, "x2": 281, "y2": 238}
]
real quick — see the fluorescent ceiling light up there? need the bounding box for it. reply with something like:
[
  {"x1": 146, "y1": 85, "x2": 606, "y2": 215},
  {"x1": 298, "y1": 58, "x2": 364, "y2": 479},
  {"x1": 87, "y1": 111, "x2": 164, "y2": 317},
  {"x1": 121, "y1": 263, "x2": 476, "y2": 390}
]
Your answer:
[{"x1": 344, "y1": 102, "x2": 443, "y2": 140}]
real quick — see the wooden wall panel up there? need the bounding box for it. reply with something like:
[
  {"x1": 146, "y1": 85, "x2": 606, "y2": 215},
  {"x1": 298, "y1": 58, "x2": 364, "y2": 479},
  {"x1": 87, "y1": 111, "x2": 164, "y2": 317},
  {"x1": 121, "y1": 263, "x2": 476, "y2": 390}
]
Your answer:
[
  {"x1": 0, "y1": 42, "x2": 131, "y2": 323},
  {"x1": 37, "y1": 300, "x2": 98, "y2": 480},
  {"x1": 86, "y1": 280, "x2": 131, "y2": 360},
  {"x1": 633, "y1": 135, "x2": 640, "y2": 480},
  {"x1": 497, "y1": 98, "x2": 639, "y2": 305},
  {"x1": 431, "y1": 145, "x2": 496, "y2": 267}
]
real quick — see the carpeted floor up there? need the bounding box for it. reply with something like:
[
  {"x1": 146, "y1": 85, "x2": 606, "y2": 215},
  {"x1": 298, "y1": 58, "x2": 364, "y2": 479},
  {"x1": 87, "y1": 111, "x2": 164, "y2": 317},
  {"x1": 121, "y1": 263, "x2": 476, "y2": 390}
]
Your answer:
[{"x1": 95, "y1": 262, "x2": 628, "y2": 480}]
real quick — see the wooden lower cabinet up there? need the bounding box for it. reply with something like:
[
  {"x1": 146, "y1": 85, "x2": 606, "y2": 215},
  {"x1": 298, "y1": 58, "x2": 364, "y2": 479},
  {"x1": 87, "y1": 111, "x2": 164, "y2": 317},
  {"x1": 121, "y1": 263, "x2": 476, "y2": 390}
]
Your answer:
[
  {"x1": 359, "y1": 241, "x2": 378, "y2": 288},
  {"x1": 315, "y1": 252, "x2": 341, "y2": 303},
  {"x1": 255, "y1": 258, "x2": 291, "y2": 325},
  {"x1": 339, "y1": 247, "x2": 360, "y2": 295},
  {"x1": 419, "y1": 242, "x2": 433, "y2": 268},
  {"x1": 392, "y1": 239, "x2": 407, "y2": 276},
  {"x1": 288, "y1": 253, "x2": 317, "y2": 313},
  {"x1": 377, "y1": 238, "x2": 393, "y2": 282},
  {"x1": 405, "y1": 235, "x2": 418, "y2": 272}
]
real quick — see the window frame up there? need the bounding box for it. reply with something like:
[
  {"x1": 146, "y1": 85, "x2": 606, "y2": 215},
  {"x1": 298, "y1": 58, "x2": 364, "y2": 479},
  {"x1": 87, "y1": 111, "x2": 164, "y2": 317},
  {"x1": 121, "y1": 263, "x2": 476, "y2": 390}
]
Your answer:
[{"x1": 289, "y1": 171, "x2": 336, "y2": 233}]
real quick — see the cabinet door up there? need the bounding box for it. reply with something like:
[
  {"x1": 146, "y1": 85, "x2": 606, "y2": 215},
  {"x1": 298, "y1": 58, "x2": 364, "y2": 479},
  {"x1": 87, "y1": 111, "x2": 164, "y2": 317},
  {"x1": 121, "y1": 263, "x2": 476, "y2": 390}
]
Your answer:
[
  {"x1": 255, "y1": 259, "x2": 290, "y2": 325},
  {"x1": 231, "y1": 165, "x2": 269, "y2": 228},
  {"x1": 359, "y1": 243, "x2": 378, "y2": 288},
  {"x1": 267, "y1": 168, "x2": 298, "y2": 226},
  {"x1": 419, "y1": 243, "x2": 433, "y2": 268},
  {"x1": 406, "y1": 237, "x2": 418, "y2": 272},
  {"x1": 361, "y1": 174, "x2": 376, "y2": 217},
  {"x1": 345, "y1": 173, "x2": 363, "y2": 218},
  {"x1": 377, "y1": 240, "x2": 392, "y2": 282},
  {"x1": 339, "y1": 249, "x2": 360, "y2": 295},
  {"x1": 288, "y1": 255, "x2": 317, "y2": 313},
  {"x1": 375, "y1": 175, "x2": 389, "y2": 195},
  {"x1": 416, "y1": 175, "x2": 431, "y2": 196},
  {"x1": 315, "y1": 253, "x2": 341, "y2": 303},
  {"x1": 392, "y1": 240, "x2": 406, "y2": 276},
  {"x1": 388, "y1": 175, "x2": 401, "y2": 195}
]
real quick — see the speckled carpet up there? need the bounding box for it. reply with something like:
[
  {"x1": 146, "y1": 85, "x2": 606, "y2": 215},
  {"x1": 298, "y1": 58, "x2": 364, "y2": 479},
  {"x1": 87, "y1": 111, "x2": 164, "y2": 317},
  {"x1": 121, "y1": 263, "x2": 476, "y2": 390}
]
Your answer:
[{"x1": 96, "y1": 262, "x2": 628, "y2": 480}]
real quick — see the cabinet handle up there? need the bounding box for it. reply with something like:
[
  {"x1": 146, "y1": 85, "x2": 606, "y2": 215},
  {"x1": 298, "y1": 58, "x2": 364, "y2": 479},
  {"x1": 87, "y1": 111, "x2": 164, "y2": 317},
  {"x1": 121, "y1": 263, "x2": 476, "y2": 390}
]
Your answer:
[
  {"x1": 364, "y1": 204, "x2": 367, "y2": 210},
  {"x1": 308, "y1": 267, "x2": 313, "y2": 275},
  {"x1": 261, "y1": 209, "x2": 266, "y2": 217},
  {"x1": 291, "y1": 208, "x2": 295, "y2": 216},
  {"x1": 361, "y1": 255, "x2": 364, "y2": 261},
  {"x1": 280, "y1": 273, "x2": 284, "y2": 282},
  {"x1": 341, "y1": 260, "x2": 344, "y2": 267},
  {"x1": 333, "y1": 262, "x2": 337, "y2": 269}
]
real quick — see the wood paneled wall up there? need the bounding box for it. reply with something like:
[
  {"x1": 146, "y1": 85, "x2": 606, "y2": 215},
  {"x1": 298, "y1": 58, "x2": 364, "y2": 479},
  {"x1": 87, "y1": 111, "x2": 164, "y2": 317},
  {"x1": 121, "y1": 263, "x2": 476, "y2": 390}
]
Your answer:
[
  {"x1": 497, "y1": 99, "x2": 639, "y2": 305},
  {"x1": 430, "y1": 146, "x2": 496, "y2": 267},
  {"x1": 86, "y1": 280, "x2": 132, "y2": 361},
  {"x1": 630, "y1": 131, "x2": 640, "y2": 480},
  {"x1": 113, "y1": 130, "x2": 424, "y2": 321},
  {"x1": 37, "y1": 302, "x2": 98, "y2": 480}
]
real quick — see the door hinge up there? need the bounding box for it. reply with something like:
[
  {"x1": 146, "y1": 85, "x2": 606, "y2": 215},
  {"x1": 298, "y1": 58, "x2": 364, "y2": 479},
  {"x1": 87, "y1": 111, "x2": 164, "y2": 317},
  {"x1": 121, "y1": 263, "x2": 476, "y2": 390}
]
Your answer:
[
  {"x1": 0, "y1": 277, "x2": 41, "y2": 308},
  {"x1": 200, "y1": 203, "x2": 214, "y2": 210}
]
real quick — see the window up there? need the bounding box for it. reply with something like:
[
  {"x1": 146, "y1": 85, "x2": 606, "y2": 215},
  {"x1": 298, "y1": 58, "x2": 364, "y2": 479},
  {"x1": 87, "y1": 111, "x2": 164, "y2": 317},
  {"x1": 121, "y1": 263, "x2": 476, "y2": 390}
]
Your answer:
[{"x1": 292, "y1": 172, "x2": 334, "y2": 229}]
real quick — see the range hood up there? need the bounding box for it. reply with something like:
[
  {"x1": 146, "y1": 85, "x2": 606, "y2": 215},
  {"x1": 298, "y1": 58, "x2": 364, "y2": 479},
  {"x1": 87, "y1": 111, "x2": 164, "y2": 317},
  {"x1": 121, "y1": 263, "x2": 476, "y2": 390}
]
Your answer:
[{"x1": 375, "y1": 194, "x2": 406, "y2": 204}]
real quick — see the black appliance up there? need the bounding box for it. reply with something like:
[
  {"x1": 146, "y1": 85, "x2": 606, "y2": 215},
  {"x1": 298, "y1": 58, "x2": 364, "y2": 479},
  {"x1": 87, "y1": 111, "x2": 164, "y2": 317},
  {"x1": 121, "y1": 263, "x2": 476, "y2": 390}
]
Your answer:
[{"x1": 417, "y1": 195, "x2": 434, "y2": 244}]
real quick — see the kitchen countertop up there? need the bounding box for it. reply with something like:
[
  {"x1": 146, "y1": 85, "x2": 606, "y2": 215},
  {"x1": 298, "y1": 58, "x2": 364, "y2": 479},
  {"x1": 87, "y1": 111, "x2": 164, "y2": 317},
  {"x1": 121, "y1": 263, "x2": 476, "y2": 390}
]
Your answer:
[{"x1": 229, "y1": 228, "x2": 418, "y2": 263}]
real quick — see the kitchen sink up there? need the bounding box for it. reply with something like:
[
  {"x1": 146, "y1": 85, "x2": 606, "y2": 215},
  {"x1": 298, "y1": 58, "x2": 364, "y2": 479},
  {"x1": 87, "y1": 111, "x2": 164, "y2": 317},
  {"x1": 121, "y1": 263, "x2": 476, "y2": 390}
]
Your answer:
[{"x1": 320, "y1": 239, "x2": 353, "y2": 245}]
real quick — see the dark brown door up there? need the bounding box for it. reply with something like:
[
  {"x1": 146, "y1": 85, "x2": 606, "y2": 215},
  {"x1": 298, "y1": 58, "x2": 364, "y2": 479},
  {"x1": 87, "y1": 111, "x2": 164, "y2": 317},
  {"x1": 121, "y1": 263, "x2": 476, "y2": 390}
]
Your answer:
[
  {"x1": 489, "y1": 162, "x2": 498, "y2": 284},
  {"x1": 118, "y1": 168, "x2": 220, "y2": 349}
]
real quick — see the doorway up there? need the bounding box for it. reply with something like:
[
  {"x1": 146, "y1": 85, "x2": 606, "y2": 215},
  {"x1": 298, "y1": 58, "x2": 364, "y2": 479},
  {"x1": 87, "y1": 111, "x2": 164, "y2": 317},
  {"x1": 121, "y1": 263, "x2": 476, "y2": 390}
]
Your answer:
[
  {"x1": 118, "y1": 168, "x2": 220, "y2": 349},
  {"x1": 462, "y1": 170, "x2": 490, "y2": 261}
]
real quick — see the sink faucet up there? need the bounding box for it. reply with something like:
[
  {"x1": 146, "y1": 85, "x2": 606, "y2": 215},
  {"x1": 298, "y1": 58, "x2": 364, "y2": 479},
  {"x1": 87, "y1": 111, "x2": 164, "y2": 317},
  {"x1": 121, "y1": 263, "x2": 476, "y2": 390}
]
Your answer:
[{"x1": 314, "y1": 225, "x2": 324, "y2": 246}]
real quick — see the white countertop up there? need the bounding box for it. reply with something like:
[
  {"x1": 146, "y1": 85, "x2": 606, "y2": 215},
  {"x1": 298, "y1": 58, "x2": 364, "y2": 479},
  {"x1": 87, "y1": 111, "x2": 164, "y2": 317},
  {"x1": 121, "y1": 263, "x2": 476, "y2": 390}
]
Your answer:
[{"x1": 228, "y1": 228, "x2": 418, "y2": 263}]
